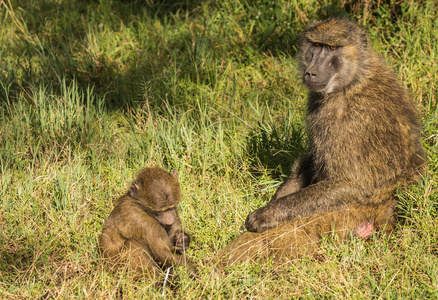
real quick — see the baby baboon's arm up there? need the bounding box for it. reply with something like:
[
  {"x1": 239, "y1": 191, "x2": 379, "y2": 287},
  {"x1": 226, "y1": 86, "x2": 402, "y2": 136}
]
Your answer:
[{"x1": 167, "y1": 216, "x2": 191, "y2": 253}]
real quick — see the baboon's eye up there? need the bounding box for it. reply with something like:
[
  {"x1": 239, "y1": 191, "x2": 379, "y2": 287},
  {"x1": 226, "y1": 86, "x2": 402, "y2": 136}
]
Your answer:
[
  {"x1": 329, "y1": 45, "x2": 337, "y2": 50},
  {"x1": 313, "y1": 43, "x2": 321, "y2": 47}
]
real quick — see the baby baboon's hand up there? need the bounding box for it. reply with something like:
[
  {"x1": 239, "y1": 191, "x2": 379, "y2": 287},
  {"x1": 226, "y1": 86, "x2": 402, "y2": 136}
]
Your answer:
[
  {"x1": 173, "y1": 231, "x2": 191, "y2": 253},
  {"x1": 245, "y1": 206, "x2": 280, "y2": 233}
]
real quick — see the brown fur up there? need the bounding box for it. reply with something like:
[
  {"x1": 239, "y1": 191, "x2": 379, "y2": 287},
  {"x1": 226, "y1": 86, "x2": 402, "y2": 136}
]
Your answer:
[
  {"x1": 99, "y1": 167, "x2": 195, "y2": 277},
  {"x1": 245, "y1": 18, "x2": 425, "y2": 233},
  {"x1": 224, "y1": 18, "x2": 426, "y2": 265}
]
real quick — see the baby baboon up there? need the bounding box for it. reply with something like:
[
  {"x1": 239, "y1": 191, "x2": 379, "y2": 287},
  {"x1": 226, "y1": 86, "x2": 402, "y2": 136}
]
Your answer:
[
  {"x1": 221, "y1": 198, "x2": 395, "y2": 267},
  {"x1": 99, "y1": 167, "x2": 195, "y2": 277},
  {"x1": 245, "y1": 18, "x2": 425, "y2": 233}
]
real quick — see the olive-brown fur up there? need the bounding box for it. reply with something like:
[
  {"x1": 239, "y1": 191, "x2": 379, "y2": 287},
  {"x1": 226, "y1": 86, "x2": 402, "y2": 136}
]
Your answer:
[
  {"x1": 245, "y1": 18, "x2": 425, "y2": 233},
  {"x1": 99, "y1": 167, "x2": 194, "y2": 277}
]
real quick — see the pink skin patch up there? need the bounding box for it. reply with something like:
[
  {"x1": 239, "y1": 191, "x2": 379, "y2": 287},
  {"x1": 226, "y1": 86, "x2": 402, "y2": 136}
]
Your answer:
[{"x1": 356, "y1": 221, "x2": 375, "y2": 239}]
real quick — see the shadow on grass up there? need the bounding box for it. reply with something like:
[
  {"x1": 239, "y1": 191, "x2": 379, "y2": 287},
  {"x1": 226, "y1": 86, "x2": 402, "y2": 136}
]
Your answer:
[
  {"x1": 245, "y1": 122, "x2": 305, "y2": 180},
  {"x1": 0, "y1": 0, "x2": 351, "y2": 109},
  {"x1": 1, "y1": 0, "x2": 209, "y2": 110},
  {"x1": 1, "y1": 0, "x2": 403, "y2": 112},
  {"x1": 0, "y1": 239, "x2": 34, "y2": 276}
]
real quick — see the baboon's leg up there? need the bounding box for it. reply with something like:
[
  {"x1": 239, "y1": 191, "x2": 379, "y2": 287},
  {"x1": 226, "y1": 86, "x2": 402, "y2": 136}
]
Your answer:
[
  {"x1": 100, "y1": 227, "x2": 125, "y2": 258},
  {"x1": 123, "y1": 239, "x2": 159, "y2": 277},
  {"x1": 220, "y1": 220, "x2": 322, "y2": 267},
  {"x1": 218, "y1": 231, "x2": 269, "y2": 267}
]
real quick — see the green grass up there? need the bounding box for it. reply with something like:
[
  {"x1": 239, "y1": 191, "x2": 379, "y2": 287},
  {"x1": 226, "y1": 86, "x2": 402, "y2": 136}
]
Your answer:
[{"x1": 1, "y1": 0, "x2": 437, "y2": 298}]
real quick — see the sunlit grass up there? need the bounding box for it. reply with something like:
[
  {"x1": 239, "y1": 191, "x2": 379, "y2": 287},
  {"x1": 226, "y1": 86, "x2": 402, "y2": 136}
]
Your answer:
[{"x1": 0, "y1": 0, "x2": 437, "y2": 298}]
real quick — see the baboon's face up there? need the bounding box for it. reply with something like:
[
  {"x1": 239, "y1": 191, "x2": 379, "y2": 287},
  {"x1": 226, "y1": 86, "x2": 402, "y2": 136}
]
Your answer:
[
  {"x1": 302, "y1": 42, "x2": 344, "y2": 94},
  {"x1": 149, "y1": 207, "x2": 178, "y2": 228}
]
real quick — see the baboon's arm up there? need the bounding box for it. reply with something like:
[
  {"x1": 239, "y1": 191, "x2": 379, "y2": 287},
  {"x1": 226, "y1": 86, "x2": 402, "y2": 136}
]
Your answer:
[
  {"x1": 148, "y1": 237, "x2": 188, "y2": 266},
  {"x1": 147, "y1": 234, "x2": 196, "y2": 277},
  {"x1": 114, "y1": 205, "x2": 190, "y2": 265},
  {"x1": 167, "y1": 216, "x2": 191, "y2": 253},
  {"x1": 115, "y1": 207, "x2": 181, "y2": 263},
  {"x1": 167, "y1": 216, "x2": 183, "y2": 240},
  {"x1": 245, "y1": 180, "x2": 367, "y2": 232},
  {"x1": 112, "y1": 202, "x2": 161, "y2": 241},
  {"x1": 271, "y1": 155, "x2": 315, "y2": 201}
]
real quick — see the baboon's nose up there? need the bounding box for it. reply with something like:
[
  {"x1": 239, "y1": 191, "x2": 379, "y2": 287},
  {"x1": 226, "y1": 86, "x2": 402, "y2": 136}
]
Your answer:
[{"x1": 305, "y1": 71, "x2": 318, "y2": 82}]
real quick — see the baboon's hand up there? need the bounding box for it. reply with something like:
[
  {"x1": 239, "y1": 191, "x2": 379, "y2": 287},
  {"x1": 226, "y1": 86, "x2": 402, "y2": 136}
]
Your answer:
[
  {"x1": 245, "y1": 206, "x2": 280, "y2": 233},
  {"x1": 173, "y1": 231, "x2": 191, "y2": 253}
]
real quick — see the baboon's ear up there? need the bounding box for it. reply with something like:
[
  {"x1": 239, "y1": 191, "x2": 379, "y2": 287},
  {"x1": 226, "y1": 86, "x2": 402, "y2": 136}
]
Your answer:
[
  {"x1": 128, "y1": 182, "x2": 140, "y2": 199},
  {"x1": 172, "y1": 169, "x2": 178, "y2": 180}
]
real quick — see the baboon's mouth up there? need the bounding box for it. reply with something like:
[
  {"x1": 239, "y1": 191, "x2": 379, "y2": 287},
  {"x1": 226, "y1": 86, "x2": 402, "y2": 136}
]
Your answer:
[{"x1": 304, "y1": 81, "x2": 328, "y2": 91}]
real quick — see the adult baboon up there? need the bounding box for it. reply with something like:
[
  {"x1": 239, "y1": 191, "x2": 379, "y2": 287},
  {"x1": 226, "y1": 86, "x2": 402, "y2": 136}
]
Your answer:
[
  {"x1": 245, "y1": 18, "x2": 425, "y2": 233},
  {"x1": 99, "y1": 167, "x2": 195, "y2": 277}
]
